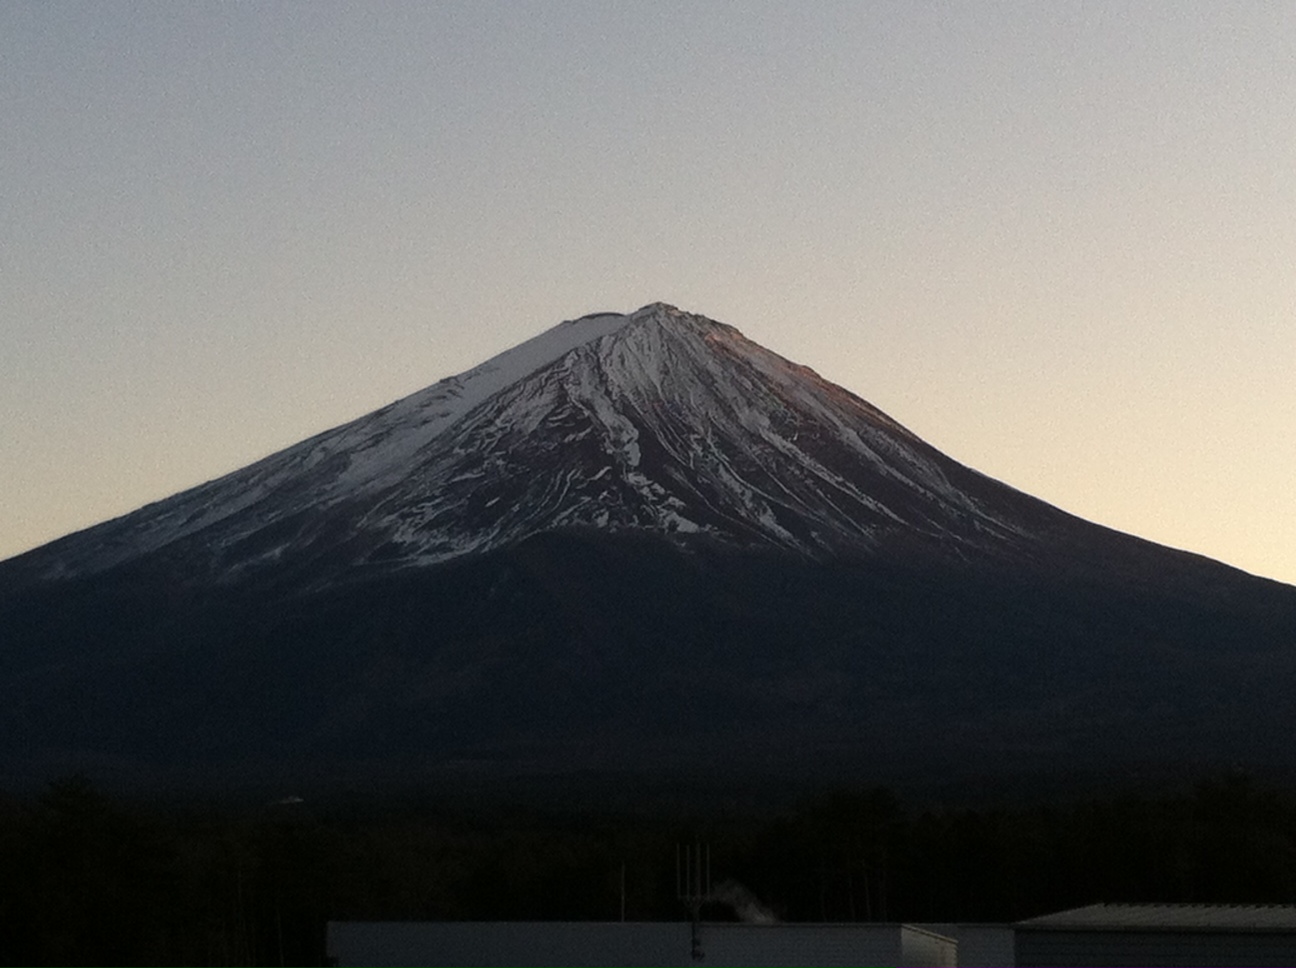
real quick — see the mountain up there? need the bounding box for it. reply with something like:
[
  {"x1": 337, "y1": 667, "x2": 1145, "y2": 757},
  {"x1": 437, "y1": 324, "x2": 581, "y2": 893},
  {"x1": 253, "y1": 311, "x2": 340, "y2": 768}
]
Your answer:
[
  {"x1": 3, "y1": 303, "x2": 1295, "y2": 793},
  {"x1": 2, "y1": 303, "x2": 1041, "y2": 586}
]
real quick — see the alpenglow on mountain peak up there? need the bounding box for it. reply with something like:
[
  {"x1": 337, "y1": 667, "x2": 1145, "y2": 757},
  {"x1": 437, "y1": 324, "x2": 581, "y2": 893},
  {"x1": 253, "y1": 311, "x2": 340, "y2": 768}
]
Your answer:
[{"x1": 13, "y1": 302, "x2": 1056, "y2": 586}]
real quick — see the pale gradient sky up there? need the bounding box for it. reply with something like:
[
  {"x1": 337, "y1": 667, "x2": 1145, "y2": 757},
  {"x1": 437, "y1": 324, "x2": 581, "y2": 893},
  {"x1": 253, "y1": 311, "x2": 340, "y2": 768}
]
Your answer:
[{"x1": 3, "y1": 2, "x2": 1293, "y2": 584}]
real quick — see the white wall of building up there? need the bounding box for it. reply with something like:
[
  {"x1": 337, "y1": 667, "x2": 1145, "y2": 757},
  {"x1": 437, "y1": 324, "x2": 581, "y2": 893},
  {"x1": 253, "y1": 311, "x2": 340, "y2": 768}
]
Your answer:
[
  {"x1": 916, "y1": 923, "x2": 1015, "y2": 966},
  {"x1": 327, "y1": 920, "x2": 958, "y2": 967}
]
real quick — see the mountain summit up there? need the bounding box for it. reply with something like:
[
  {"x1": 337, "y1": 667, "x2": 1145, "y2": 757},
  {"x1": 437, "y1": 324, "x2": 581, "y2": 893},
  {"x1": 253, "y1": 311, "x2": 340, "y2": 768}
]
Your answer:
[
  {"x1": 3, "y1": 303, "x2": 1295, "y2": 791},
  {"x1": 13, "y1": 303, "x2": 1065, "y2": 586}
]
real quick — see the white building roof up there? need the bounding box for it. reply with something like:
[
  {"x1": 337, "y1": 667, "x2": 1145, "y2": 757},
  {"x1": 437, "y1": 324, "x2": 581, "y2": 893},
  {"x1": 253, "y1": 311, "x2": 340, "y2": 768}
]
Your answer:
[{"x1": 1019, "y1": 904, "x2": 1296, "y2": 932}]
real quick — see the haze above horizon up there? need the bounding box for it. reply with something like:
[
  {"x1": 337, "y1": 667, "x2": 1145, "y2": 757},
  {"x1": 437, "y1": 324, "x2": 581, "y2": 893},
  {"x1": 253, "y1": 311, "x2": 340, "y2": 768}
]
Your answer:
[{"x1": 3, "y1": 3, "x2": 1293, "y2": 584}]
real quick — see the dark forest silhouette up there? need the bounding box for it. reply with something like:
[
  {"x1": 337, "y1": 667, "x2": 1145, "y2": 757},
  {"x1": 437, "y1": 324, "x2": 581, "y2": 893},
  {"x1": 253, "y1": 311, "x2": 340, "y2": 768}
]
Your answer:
[{"x1": 4, "y1": 772, "x2": 1296, "y2": 965}]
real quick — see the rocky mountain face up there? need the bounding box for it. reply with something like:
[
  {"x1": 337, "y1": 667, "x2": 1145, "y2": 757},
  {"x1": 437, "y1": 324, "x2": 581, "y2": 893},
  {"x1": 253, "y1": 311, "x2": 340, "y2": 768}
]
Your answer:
[{"x1": 3, "y1": 303, "x2": 1294, "y2": 792}]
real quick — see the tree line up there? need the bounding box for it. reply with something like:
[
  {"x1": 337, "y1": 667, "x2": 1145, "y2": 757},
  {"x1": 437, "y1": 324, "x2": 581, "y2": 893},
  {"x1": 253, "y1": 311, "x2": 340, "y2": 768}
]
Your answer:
[{"x1": 3, "y1": 772, "x2": 1296, "y2": 965}]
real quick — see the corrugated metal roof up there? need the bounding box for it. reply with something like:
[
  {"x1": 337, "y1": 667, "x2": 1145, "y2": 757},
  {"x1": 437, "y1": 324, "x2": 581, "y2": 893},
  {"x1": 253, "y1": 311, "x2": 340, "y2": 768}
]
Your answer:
[{"x1": 1019, "y1": 904, "x2": 1296, "y2": 931}]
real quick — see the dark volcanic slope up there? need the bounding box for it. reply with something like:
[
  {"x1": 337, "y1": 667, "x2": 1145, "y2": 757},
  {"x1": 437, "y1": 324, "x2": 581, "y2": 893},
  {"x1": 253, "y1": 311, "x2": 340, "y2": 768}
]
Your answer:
[{"x1": 2, "y1": 303, "x2": 1294, "y2": 789}]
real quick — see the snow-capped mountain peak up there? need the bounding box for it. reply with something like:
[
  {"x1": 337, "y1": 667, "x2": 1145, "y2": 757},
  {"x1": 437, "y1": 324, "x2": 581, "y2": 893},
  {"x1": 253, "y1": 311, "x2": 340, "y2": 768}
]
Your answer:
[
  {"x1": 11, "y1": 304, "x2": 1054, "y2": 585},
  {"x1": 8, "y1": 303, "x2": 1296, "y2": 791}
]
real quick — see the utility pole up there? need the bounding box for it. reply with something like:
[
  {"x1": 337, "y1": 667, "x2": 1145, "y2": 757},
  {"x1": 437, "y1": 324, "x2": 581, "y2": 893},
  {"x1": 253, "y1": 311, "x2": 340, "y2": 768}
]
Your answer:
[{"x1": 677, "y1": 843, "x2": 710, "y2": 961}]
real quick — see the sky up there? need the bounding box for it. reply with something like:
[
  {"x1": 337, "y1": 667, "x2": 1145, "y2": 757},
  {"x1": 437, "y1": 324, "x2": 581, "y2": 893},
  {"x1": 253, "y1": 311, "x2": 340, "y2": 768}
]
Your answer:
[{"x1": 2, "y1": 2, "x2": 1293, "y2": 585}]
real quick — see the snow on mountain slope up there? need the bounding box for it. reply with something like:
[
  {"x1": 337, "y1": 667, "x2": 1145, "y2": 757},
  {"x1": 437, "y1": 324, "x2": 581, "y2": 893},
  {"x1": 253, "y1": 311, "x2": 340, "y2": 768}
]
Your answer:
[
  {"x1": 9, "y1": 303, "x2": 1047, "y2": 586},
  {"x1": 357, "y1": 303, "x2": 1036, "y2": 566},
  {"x1": 17, "y1": 310, "x2": 633, "y2": 580}
]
